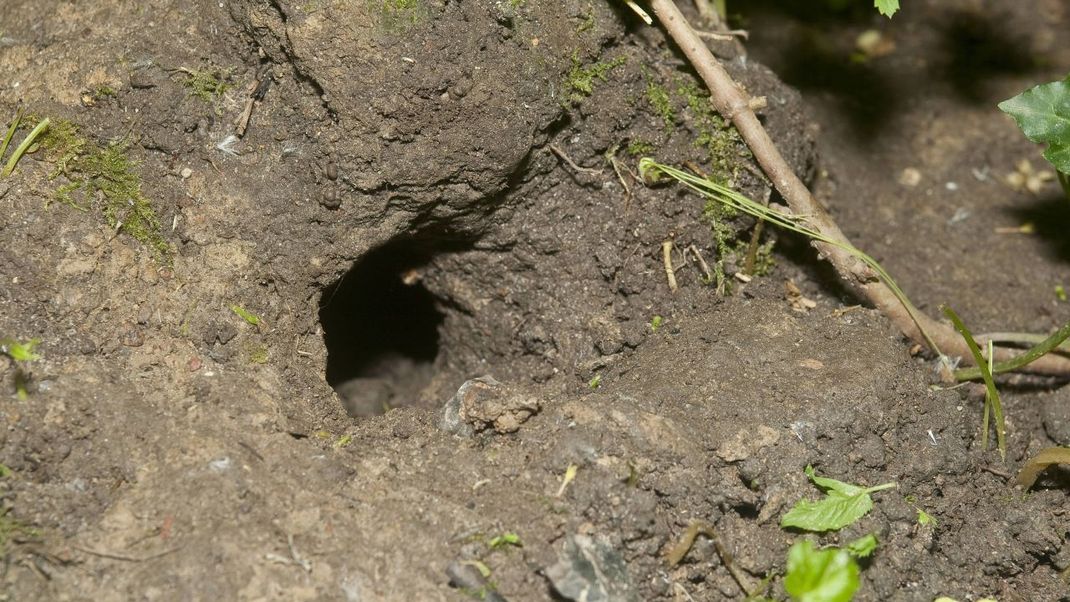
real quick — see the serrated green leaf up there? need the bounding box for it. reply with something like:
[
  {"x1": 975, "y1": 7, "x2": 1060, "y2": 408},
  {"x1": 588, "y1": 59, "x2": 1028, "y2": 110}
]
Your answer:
[
  {"x1": 781, "y1": 491, "x2": 874, "y2": 532},
  {"x1": 846, "y1": 534, "x2": 878, "y2": 558},
  {"x1": 874, "y1": 0, "x2": 899, "y2": 17},
  {"x1": 998, "y1": 77, "x2": 1070, "y2": 174},
  {"x1": 781, "y1": 467, "x2": 896, "y2": 532},
  {"x1": 784, "y1": 540, "x2": 859, "y2": 602},
  {"x1": 804, "y1": 465, "x2": 866, "y2": 497}
]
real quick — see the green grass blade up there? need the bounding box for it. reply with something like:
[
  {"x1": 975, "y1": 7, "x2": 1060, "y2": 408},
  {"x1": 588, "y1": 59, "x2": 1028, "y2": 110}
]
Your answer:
[
  {"x1": 0, "y1": 106, "x2": 24, "y2": 165},
  {"x1": 2, "y1": 118, "x2": 49, "y2": 178},
  {"x1": 639, "y1": 159, "x2": 942, "y2": 356},
  {"x1": 954, "y1": 319, "x2": 1070, "y2": 381},
  {"x1": 942, "y1": 306, "x2": 1005, "y2": 460}
]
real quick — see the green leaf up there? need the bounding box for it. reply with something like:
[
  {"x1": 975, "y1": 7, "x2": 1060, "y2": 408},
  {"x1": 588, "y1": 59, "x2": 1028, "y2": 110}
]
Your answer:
[
  {"x1": 916, "y1": 509, "x2": 936, "y2": 526},
  {"x1": 229, "y1": 305, "x2": 261, "y2": 326},
  {"x1": 0, "y1": 338, "x2": 41, "y2": 362},
  {"x1": 845, "y1": 534, "x2": 878, "y2": 559},
  {"x1": 784, "y1": 540, "x2": 859, "y2": 602},
  {"x1": 874, "y1": 0, "x2": 899, "y2": 17},
  {"x1": 998, "y1": 76, "x2": 1070, "y2": 174},
  {"x1": 781, "y1": 466, "x2": 897, "y2": 532}
]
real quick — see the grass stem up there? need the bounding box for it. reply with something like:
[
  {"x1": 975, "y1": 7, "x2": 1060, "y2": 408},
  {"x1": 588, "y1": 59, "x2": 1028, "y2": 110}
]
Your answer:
[{"x1": 2, "y1": 118, "x2": 49, "y2": 178}]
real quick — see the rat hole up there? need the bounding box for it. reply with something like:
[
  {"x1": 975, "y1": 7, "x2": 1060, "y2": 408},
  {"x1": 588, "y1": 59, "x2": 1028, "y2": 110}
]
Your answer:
[{"x1": 319, "y1": 240, "x2": 444, "y2": 418}]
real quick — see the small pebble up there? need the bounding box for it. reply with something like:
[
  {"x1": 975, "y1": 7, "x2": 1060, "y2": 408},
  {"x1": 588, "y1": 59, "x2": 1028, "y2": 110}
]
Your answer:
[
  {"x1": 898, "y1": 167, "x2": 921, "y2": 187},
  {"x1": 180, "y1": 167, "x2": 193, "y2": 179},
  {"x1": 320, "y1": 189, "x2": 341, "y2": 209},
  {"x1": 325, "y1": 162, "x2": 338, "y2": 181}
]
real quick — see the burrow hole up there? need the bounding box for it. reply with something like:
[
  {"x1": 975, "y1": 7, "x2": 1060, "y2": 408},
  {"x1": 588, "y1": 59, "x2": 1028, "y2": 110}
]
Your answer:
[{"x1": 318, "y1": 239, "x2": 446, "y2": 417}]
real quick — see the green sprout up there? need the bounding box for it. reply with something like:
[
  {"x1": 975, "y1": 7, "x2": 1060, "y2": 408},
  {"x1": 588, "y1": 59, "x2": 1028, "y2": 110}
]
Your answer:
[
  {"x1": 916, "y1": 509, "x2": 936, "y2": 526},
  {"x1": 942, "y1": 306, "x2": 1006, "y2": 460},
  {"x1": 781, "y1": 466, "x2": 896, "y2": 532},
  {"x1": 588, "y1": 374, "x2": 602, "y2": 389},
  {"x1": 488, "y1": 532, "x2": 523, "y2": 549},
  {"x1": 230, "y1": 305, "x2": 261, "y2": 326},
  {"x1": 649, "y1": 315, "x2": 664, "y2": 332},
  {"x1": 1, "y1": 338, "x2": 41, "y2": 400},
  {"x1": 0, "y1": 107, "x2": 50, "y2": 178},
  {"x1": 952, "y1": 318, "x2": 1070, "y2": 381}
]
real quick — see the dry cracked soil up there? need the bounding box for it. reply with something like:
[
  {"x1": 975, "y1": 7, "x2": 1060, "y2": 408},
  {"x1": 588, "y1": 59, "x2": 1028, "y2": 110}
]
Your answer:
[{"x1": 0, "y1": 0, "x2": 1068, "y2": 600}]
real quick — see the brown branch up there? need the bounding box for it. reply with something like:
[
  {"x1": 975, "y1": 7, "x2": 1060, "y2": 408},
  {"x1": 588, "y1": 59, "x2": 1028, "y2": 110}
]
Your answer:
[{"x1": 648, "y1": 0, "x2": 1070, "y2": 376}]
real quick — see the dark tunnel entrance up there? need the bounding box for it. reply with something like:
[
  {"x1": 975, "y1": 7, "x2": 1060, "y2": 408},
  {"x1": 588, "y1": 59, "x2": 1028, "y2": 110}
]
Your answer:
[{"x1": 318, "y1": 240, "x2": 445, "y2": 417}]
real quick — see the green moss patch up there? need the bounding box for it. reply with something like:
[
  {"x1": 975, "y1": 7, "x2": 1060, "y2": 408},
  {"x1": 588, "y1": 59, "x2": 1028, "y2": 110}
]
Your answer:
[
  {"x1": 181, "y1": 66, "x2": 231, "y2": 103},
  {"x1": 381, "y1": 0, "x2": 428, "y2": 30},
  {"x1": 36, "y1": 118, "x2": 171, "y2": 264},
  {"x1": 565, "y1": 53, "x2": 627, "y2": 102}
]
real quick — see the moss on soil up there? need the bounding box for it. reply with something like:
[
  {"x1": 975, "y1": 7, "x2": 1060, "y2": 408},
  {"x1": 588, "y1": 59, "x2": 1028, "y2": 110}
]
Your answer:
[
  {"x1": 564, "y1": 52, "x2": 627, "y2": 102},
  {"x1": 35, "y1": 118, "x2": 171, "y2": 264},
  {"x1": 182, "y1": 66, "x2": 231, "y2": 103}
]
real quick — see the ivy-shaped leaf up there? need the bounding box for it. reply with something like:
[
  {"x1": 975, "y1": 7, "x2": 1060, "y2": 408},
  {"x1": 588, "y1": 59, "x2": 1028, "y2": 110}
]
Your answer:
[
  {"x1": 874, "y1": 0, "x2": 900, "y2": 18},
  {"x1": 781, "y1": 466, "x2": 897, "y2": 532},
  {"x1": 999, "y1": 76, "x2": 1070, "y2": 174}
]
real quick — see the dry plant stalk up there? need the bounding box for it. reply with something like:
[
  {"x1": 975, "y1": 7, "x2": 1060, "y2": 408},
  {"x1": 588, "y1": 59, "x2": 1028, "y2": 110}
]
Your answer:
[{"x1": 647, "y1": 0, "x2": 1070, "y2": 376}]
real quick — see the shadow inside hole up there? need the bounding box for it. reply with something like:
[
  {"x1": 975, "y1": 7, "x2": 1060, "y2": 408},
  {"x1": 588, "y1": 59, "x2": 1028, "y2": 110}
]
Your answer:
[{"x1": 319, "y1": 240, "x2": 445, "y2": 417}]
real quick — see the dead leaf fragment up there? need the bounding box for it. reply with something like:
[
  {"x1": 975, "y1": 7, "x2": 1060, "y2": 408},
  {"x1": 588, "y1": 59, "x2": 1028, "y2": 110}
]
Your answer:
[
  {"x1": 785, "y1": 280, "x2": 817, "y2": 313},
  {"x1": 1005, "y1": 159, "x2": 1054, "y2": 195},
  {"x1": 1015, "y1": 447, "x2": 1070, "y2": 490},
  {"x1": 855, "y1": 29, "x2": 896, "y2": 59}
]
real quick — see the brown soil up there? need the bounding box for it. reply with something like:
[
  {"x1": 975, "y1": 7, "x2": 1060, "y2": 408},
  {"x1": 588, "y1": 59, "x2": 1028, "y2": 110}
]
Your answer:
[{"x1": 0, "y1": 1, "x2": 1066, "y2": 600}]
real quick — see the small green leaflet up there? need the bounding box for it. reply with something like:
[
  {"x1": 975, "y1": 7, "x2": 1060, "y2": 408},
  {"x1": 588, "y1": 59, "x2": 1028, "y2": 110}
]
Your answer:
[
  {"x1": 845, "y1": 534, "x2": 878, "y2": 559},
  {"x1": 998, "y1": 76, "x2": 1070, "y2": 174},
  {"x1": 489, "y1": 532, "x2": 523, "y2": 549},
  {"x1": 784, "y1": 540, "x2": 859, "y2": 602},
  {"x1": 0, "y1": 338, "x2": 41, "y2": 362},
  {"x1": 230, "y1": 305, "x2": 261, "y2": 326},
  {"x1": 781, "y1": 466, "x2": 897, "y2": 532},
  {"x1": 916, "y1": 509, "x2": 936, "y2": 526},
  {"x1": 874, "y1": 0, "x2": 899, "y2": 17}
]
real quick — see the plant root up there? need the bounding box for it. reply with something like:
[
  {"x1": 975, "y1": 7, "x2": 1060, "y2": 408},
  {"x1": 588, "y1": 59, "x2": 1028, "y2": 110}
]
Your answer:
[{"x1": 647, "y1": 0, "x2": 1070, "y2": 376}]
